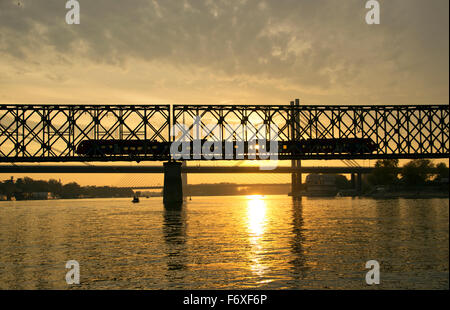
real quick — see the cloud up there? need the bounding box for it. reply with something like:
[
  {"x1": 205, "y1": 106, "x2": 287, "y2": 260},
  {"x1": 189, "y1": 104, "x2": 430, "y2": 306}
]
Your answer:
[{"x1": 0, "y1": 0, "x2": 448, "y2": 105}]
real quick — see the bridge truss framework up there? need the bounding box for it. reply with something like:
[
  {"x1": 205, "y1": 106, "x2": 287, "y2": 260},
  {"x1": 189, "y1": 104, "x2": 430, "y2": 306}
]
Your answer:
[{"x1": 0, "y1": 103, "x2": 448, "y2": 162}]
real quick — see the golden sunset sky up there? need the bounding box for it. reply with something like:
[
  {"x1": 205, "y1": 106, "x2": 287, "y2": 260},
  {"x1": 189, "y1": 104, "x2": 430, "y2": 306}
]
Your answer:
[{"x1": 0, "y1": 0, "x2": 448, "y2": 187}]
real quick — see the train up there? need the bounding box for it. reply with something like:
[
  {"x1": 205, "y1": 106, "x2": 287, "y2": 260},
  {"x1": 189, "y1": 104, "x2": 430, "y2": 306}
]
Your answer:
[
  {"x1": 76, "y1": 138, "x2": 377, "y2": 157},
  {"x1": 280, "y1": 138, "x2": 378, "y2": 155},
  {"x1": 76, "y1": 139, "x2": 171, "y2": 157}
]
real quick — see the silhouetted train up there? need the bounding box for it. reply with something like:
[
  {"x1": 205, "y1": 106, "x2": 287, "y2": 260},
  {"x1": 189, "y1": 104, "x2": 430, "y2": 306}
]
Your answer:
[
  {"x1": 76, "y1": 138, "x2": 377, "y2": 157},
  {"x1": 280, "y1": 138, "x2": 378, "y2": 155},
  {"x1": 76, "y1": 139, "x2": 171, "y2": 157}
]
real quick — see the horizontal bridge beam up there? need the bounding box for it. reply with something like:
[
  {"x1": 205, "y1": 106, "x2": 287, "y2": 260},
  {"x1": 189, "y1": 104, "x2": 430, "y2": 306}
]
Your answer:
[{"x1": 0, "y1": 165, "x2": 375, "y2": 174}]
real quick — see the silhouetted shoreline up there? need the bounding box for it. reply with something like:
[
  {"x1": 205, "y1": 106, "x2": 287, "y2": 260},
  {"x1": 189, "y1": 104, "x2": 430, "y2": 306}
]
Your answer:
[{"x1": 0, "y1": 177, "x2": 133, "y2": 201}]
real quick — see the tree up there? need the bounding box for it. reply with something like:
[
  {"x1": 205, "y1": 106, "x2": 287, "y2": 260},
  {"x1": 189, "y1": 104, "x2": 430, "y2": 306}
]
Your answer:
[
  {"x1": 48, "y1": 179, "x2": 63, "y2": 196},
  {"x1": 61, "y1": 182, "x2": 82, "y2": 198},
  {"x1": 335, "y1": 174, "x2": 351, "y2": 189},
  {"x1": 401, "y1": 159, "x2": 435, "y2": 186},
  {"x1": 0, "y1": 178, "x2": 15, "y2": 197},
  {"x1": 368, "y1": 159, "x2": 399, "y2": 186},
  {"x1": 435, "y1": 162, "x2": 449, "y2": 181},
  {"x1": 0, "y1": 177, "x2": 134, "y2": 199}
]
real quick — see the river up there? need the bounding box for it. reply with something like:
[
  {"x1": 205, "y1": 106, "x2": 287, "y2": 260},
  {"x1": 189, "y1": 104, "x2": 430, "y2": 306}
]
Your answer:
[{"x1": 0, "y1": 196, "x2": 448, "y2": 289}]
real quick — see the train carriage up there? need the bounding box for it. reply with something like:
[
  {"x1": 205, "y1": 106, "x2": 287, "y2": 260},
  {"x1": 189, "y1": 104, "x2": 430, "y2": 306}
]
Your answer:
[{"x1": 76, "y1": 138, "x2": 378, "y2": 157}]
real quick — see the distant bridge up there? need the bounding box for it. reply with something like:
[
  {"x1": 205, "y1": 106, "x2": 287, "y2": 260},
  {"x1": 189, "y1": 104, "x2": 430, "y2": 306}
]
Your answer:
[{"x1": 118, "y1": 183, "x2": 293, "y2": 190}]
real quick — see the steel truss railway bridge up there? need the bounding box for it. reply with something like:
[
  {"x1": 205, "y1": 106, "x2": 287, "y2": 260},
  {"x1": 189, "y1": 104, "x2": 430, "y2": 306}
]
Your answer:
[{"x1": 1, "y1": 100, "x2": 448, "y2": 205}]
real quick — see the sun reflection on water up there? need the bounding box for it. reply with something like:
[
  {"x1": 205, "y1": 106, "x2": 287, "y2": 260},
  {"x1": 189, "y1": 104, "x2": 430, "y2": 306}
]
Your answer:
[
  {"x1": 246, "y1": 195, "x2": 269, "y2": 280},
  {"x1": 246, "y1": 195, "x2": 266, "y2": 237}
]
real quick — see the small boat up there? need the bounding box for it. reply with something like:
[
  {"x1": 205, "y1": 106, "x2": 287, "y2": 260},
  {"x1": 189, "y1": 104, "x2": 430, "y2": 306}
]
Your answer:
[{"x1": 132, "y1": 196, "x2": 140, "y2": 203}]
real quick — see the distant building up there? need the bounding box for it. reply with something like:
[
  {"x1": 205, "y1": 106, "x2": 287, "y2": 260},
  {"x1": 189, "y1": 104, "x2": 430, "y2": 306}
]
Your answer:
[
  {"x1": 30, "y1": 192, "x2": 55, "y2": 200},
  {"x1": 305, "y1": 174, "x2": 337, "y2": 197}
]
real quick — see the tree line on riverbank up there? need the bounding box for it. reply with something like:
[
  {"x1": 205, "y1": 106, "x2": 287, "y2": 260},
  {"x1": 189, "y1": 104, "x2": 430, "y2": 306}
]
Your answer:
[
  {"x1": 367, "y1": 159, "x2": 449, "y2": 189},
  {"x1": 0, "y1": 177, "x2": 134, "y2": 200}
]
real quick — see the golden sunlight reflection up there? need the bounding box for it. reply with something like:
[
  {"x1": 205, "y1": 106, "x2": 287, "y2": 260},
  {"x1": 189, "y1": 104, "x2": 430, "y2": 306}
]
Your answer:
[
  {"x1": 245, "y1": 195, "x2": 269, "y2": 280},
  {"x1": 246, "y1": 195, "x2": 266, "y2": 237}
]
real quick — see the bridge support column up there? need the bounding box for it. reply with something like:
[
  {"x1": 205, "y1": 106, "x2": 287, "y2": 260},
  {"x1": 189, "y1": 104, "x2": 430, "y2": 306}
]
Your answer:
[
  {"x1": 356, "y1": 172, "x2": 362, "y2": 195},
  {"x1": 181, "y1": 161, "x2": 188, "y2": 200},
  {"x1": 163, "y1": 161, "x2": 183, "y2": 207},
  {"x1": 351, "y1": 173, "x2": 356, "y2": 189},
  {"x1": 290, "y1": 99, "x2": 302, "y2": 198},
  {"x1": 291, "y1": 159, "x2": 301, "y2": 196}
]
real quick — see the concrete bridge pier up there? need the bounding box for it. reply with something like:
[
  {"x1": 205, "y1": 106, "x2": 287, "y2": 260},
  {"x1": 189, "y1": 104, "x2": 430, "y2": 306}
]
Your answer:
[
  {"x1": 181, "y1": 161, "x2": 188, "y2": 200},
  {"x1": 163, "y1": 161, "x2": 183, "y2": 208},
  {"x1": 291, "y1": 159, "x2": 302, "y2": 197},
  {"x1": 350, "y1": 172, "x2": 363, "y2": 195},
  {"x1": 356, "y1": 172, "x2": 362, "y2": 194}
]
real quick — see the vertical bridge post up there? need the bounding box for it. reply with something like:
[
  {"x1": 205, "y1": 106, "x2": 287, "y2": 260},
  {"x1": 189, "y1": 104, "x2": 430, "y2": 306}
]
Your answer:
[
  {"x1": 163, "y1": 161, "x2": 183, "y2": 207},
  {"x1": 350, "y1": 172, "x2": 362, "y2": 195},
  {"x1": 163, "y1": 103, "x2": 183, "y2": 208},
  {"x1": 357, "y1": 172, "x2": 362, "y2": 194},
  {"x1": 182, "y1": 161, "x2": 188, "y2": 200},
  {"x1": 295, "y1": 99, "x2": 302, "y2": 194},
  {"x1": 290, "y1": 99, "x2": 302, "y2": 197}
]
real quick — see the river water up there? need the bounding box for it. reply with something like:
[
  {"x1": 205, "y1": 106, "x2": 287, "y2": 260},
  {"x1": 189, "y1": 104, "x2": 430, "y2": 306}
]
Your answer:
[{"x1": 0, "y1": 196, "x2": 448, "y2": 289}]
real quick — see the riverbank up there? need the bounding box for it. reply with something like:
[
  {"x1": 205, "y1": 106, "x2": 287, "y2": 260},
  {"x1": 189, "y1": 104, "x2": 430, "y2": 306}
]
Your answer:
[{"x1": 364, "y1": 190, "x2": 449, "y2": 199}]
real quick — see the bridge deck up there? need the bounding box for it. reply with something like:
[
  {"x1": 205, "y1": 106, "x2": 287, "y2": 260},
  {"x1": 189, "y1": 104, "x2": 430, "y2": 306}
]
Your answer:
[{"x1": 0, "y1": 165, "x2": 381, "y2": 174}]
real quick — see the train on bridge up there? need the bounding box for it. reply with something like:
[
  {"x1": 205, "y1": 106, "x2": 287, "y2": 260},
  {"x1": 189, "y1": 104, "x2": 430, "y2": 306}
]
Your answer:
[
  {"x1": 76, "y1": 138, "x2": 378, "y2": 158},
  {"x1": 1, "y1": 103, "x2": 447, "y2": 162}
]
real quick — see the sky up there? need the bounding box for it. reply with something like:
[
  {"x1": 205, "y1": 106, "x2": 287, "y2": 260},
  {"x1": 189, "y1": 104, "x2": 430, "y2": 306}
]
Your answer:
[{"x1": 0, "y1": 0, "x2": 448, "y2": 186}]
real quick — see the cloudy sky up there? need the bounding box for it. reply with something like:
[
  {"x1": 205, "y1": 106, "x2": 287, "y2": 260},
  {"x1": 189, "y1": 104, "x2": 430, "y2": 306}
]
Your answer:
[
  {"x1": 1, "y1": 0, "x2": 448, "y2": 106},
  {"x1": 0, "y1": 0, "x2": 448, "y2": 186}
]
